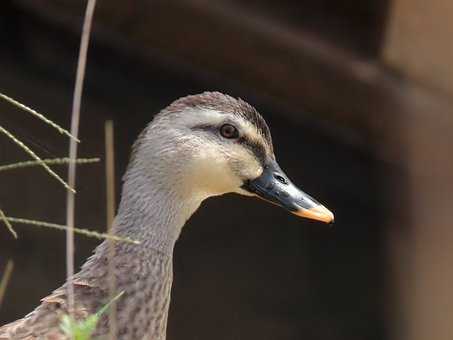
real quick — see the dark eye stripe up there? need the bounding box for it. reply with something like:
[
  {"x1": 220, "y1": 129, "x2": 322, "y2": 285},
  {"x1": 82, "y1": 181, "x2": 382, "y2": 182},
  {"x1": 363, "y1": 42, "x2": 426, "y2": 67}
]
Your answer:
[
  {"x1": 192, "y1": 124, "x2": 267, "y2": 165},
  {"x1": 238, "y1": 136, "x2": 267, "y2": 165}
]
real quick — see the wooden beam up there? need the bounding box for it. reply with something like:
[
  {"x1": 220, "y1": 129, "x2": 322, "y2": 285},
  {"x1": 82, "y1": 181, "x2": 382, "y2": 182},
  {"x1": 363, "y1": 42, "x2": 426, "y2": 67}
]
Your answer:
[
  {"x1": 9, "y1": 2, "x2": 453, "y2": 338},
  {"x1": 14, "y1": 0, "x2": 453, "y2": 163},
  {"x1": 384, "y1": 1, "x2": 453, "y2": 340},
  {"x1": 384, "y1": 0, "x2": 453, "y2": 97}
]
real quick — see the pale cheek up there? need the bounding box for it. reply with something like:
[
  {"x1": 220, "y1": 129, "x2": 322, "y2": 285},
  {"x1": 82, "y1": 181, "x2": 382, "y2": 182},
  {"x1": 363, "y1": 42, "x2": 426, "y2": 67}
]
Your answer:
[
  {"x1": 240, "y1": 160, "x2": 262, "y2": 180},
  {"x1": 229, "y1": 154, "x2": 263, "y2": 196},
  {"x1": 185, "y1": 149, "x2": 242, "y2": 196}
]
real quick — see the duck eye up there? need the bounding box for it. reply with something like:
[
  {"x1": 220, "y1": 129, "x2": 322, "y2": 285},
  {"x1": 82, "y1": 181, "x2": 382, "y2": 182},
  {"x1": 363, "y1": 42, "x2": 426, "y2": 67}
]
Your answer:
[{"x1": 220, "y1": 124, "x2": 239, "y2": 139}]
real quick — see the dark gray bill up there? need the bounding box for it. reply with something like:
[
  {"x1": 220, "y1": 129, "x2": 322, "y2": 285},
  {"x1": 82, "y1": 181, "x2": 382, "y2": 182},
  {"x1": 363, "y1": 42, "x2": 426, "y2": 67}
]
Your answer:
[{"x1": 241, "y1": 159, "x2": 334, "y2": 223}]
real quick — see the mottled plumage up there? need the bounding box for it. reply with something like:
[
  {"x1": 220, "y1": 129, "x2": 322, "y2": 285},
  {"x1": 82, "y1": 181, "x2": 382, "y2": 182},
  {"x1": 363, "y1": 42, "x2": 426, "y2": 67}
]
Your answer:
[
  {"x1": 0, "y1": 245, "x2": 172, "y2": 339},
  {"x1": 0, "y1": 92, "x2": 271, "y2": 340},
  {"x1": 0, "y1": 92, "x2": 333, "y2": 339}
]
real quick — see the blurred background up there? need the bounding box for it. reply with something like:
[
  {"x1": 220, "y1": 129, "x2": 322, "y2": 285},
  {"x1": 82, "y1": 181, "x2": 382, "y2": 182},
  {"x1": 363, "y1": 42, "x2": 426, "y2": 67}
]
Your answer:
[{"x1": 1, "y1": 1, "x2": 453, "y2": 339}]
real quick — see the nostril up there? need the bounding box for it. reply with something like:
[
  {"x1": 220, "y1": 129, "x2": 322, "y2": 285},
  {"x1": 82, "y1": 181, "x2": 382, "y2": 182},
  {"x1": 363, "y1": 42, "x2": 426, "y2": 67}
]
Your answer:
[{"x1": 273, "y1": 173, "x2": 288, "y2": 185}]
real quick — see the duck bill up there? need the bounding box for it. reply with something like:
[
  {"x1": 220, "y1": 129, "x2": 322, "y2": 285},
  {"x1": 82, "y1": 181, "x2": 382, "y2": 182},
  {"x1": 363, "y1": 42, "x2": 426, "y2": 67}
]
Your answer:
[{"x1": 241, "y1": 159, "x2": 334, "y2": 224}]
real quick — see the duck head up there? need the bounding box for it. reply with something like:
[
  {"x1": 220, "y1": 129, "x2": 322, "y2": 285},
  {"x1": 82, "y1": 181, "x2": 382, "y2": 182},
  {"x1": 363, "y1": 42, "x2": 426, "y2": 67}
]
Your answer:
[{"x1": 135, "y1": 92, "x2": 334, "y2": 224}]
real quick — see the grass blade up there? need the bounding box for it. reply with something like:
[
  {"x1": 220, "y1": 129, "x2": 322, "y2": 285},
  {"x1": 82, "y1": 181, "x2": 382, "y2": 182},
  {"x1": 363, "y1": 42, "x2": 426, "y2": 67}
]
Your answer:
[
  {"x1": 0, "y1": 260, "x2": 14, "y2": 309},
  {"x1": 66, "y1": 0, "x2": 98, "y2": 315},
  {"x1": 60, "y1": 291, "x2": 124, "y2": 340},
  {"x1": 0, "y1": 157, "x2": 99, "y2": 172},
  {"x1": 3, "y1": 216, "x2": 139, "y2": 244},
  {"x1": 0, "y1": 209, "x2": 17, "y2": 239},
  {"x1": 0, "y1": 92, "x2": 79, "y2": 143},
  {"x1": 0, "y1": 125, "x2": 75, "y2": 193},
  {"x1": 105, "y1": 120, "x2": 118, "y2": 339}
]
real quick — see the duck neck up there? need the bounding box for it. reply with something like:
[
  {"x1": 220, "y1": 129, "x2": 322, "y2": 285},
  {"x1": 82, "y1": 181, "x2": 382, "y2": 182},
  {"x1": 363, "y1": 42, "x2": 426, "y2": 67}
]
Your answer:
[
  {"x1": 114, "y1": 155, "x2": 204, "y2": 256},
  {"x1": 76, "y1": 156, "x2": 205, "y2": 338}
]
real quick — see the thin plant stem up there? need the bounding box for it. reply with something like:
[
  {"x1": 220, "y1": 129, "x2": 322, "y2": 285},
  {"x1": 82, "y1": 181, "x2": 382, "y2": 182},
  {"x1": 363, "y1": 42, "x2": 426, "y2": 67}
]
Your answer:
[
  {"x1": 66, "y1": 0, "x2": 97, "y2": 315},
  {"x1": 0, "y1": 157, "x2": 99, "y2": 172},
  {"x1": 96, "y1": 291, "x2": 124, "y2": 317},
  {"x1": 105, "y1": 122, "x2": 116, "y2": 236},
  {"x1": 105, "y1": 120, "x2": 117, "y2": 339},
  {"x1": 0, "y1": 125, "x2": 75, "y2": 193},
  {"x1": 0, "y1": 260, "x2": 14, "y2": 309},
  {"x1": 0, "y1": 92, "x2": 80, "y2": 143},
  {"x1": 3, "y1": 216, "x2": 139, "y2": 244},
  {"x1": 0, "y1": 209, "x2": 17, "y2": 239}
]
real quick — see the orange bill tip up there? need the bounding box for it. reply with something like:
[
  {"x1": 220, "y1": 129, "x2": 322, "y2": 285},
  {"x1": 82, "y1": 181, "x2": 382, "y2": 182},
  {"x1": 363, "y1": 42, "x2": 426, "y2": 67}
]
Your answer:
[{"x1": 292, "y1": 204, "x2": 334, "y2": 224}]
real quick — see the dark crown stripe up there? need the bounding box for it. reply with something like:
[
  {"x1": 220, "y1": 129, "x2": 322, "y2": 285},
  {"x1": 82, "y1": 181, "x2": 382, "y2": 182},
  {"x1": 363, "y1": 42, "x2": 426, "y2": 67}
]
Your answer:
[{"x1": 163, "y1": 92, "x2": 273, "y2": 153}]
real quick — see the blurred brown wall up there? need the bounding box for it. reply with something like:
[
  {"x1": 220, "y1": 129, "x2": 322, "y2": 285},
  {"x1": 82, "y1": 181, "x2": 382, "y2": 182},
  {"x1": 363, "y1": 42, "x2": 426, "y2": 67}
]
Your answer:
[
  {"x1": 0, "y1": 2, "x2": 391, "y2": 339},
  {"x1": 384, "y1": 1, "x2": 453, "y2": 340},
  {"x1": 6, "y1": 1, "x2": 453, "y2": 340}
]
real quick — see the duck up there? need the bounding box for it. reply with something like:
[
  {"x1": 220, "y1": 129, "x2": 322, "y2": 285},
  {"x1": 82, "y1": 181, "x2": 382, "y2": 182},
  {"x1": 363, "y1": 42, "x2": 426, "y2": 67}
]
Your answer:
[{"x1": 0, "y1": 92, "x2": 334, "y2": 339}]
